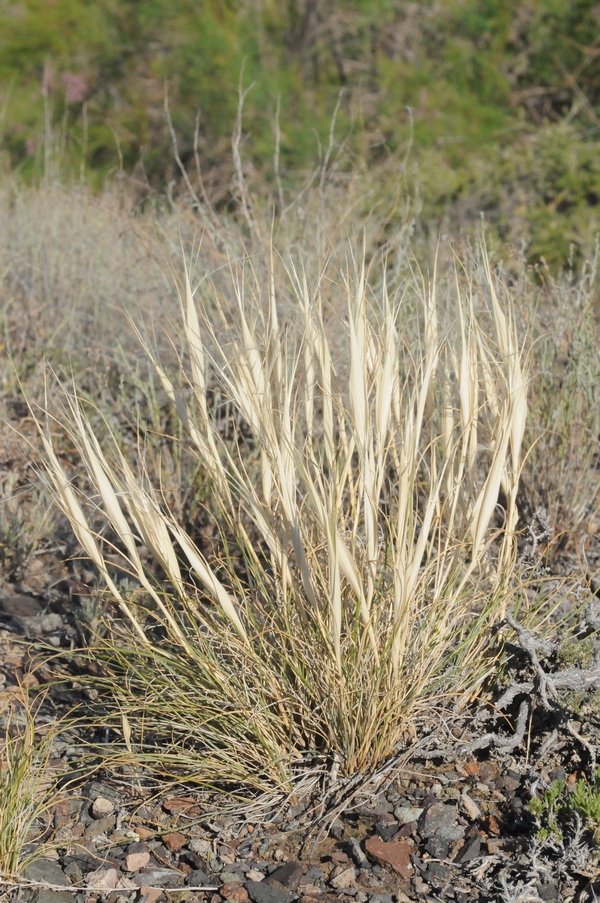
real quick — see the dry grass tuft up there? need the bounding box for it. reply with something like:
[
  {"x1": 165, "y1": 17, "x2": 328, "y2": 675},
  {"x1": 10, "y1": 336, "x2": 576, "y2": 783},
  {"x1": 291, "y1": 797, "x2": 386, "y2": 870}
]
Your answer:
[
  {"x1": 37, "y1": 236, "x2": 532, "y2": 794},
  {"x1": 0, "y1": 690, "x2": 63, "y2": 877}
]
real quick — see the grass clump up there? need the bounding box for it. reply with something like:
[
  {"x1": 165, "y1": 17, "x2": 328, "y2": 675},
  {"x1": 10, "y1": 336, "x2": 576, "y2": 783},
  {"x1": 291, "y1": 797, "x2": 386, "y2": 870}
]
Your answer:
[
  {"x1": 0, "y1": 691, "x2": 63, "y2": 877},
  {"x1": 38, "y1": 237, "x2": 530, "y2": 796}
]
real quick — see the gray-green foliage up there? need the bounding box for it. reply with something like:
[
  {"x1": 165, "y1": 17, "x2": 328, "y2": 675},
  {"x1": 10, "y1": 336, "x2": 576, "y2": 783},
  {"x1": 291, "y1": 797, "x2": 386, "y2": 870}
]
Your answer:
[{"x1": 530, "y1": 769, "x2": 600, "y2": 845}]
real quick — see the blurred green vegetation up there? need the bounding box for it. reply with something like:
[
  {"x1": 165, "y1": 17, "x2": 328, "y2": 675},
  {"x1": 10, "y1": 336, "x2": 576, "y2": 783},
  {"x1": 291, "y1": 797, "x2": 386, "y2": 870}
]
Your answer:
[{"x1": 1, "y1": 0, "x2": 599, "y2": 266}]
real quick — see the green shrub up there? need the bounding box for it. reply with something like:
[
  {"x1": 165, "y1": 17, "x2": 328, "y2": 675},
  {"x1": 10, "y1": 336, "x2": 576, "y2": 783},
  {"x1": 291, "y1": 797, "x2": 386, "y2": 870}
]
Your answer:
[{"x1": 530, "y1": 769, "x2": 600, "y2": 845}]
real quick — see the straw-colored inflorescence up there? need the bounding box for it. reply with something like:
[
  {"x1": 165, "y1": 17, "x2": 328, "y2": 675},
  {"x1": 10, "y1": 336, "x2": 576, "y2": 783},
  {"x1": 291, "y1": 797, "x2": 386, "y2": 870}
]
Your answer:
[{"x1": 39, "y1": 242, "x2": 528, "y2": 789}]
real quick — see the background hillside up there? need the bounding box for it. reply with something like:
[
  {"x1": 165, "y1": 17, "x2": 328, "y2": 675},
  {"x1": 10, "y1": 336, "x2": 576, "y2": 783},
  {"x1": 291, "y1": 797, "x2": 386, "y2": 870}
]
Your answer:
[{"x1": 1, "y1": 0, "x2": 600, "y2": 265}]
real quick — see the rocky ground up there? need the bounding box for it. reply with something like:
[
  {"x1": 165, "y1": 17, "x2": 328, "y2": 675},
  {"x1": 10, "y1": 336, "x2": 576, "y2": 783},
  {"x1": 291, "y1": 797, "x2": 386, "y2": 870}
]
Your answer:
[{"x1": 3, "y1": 564, "x2": 600, "y2": 903}]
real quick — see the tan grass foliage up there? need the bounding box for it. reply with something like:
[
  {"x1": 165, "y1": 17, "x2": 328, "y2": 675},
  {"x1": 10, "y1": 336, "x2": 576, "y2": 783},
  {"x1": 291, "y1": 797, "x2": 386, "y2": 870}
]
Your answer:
[
  {"x1": 38, "y1": 238, "x2": 529, "y2": 792},
  {"x1": 0, "y1": 690, "x2": 62, "y2": 877}
]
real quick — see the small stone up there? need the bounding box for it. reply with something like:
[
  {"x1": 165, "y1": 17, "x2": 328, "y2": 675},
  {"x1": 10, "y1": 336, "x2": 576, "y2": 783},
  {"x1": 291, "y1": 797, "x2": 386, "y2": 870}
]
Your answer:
[
  {"x1": 108, "y1": 830, "x2": 130, "y2": 844},
  {"x1": 394, "y1": 806, "x2": 423, "y2": 825},
  {"x1": 116, "y1": 876, "x2": 138, "y2": 889},
  {"x1": 222, "y1": 881, "x2": 247, "y2": 901},
  {"x1": 222, "y1": 871, "x2": 246, "y2": 884},
  {"x1": 455, "y1": 835, "x2": 480, "y2": 864},
  {"x1": 418, "y1": 803, "x2": 463, "y2": 841},
  {"x1": 548, "y1": 768, "x2": 566, "y2": 783},
  {"x1": 53, "y1": 799, "x2": 82, "y2": 827},
  {"x1": 496, "y1": 772, "x2": 521, "y2": 793},
  {"x1": 246, "y1": 879, "x2": 296, "y2": 903},
  {"x1": 374, "y1": 823, "x2": 398, "y2": 843},
  {"x1": 266, "y1": 862, "x2": 303, "y2": 890},
  {"x1": 53, "y1": 825, "x2": 76, "y2": 845},
  {"x1": 246, "y1": 871, "x2": 265, "y2": 883},
  {"x1": 329, "y1": 822, "x2": 344, "y2": 841},
  {"x1": 23, "y1": 860, "x2": 70, "y2": 887},
  {"x1": 426, "y1": 861, "x2": 451, "y2": 883},
  {"x1": 151, "y1": 843, "x2": 171, "y2": 863},
  {"x1": 125, "y1": 851, "x2": 151, "y2": 871},
  {"x1": 463, "y1": 762, "x2": 479, "y2": 776},
  {"x1": 273, "y1": 849, "x2": 287, "y2": 862},
  {"x1": 91, "y1": 796, "x2": 115, "y2": 819},
  {"x1": 412, "y1": 877, "x2": 429, "y2": 895},
  {"x1": 189, "y1": 838, "x2": 213, "y2": 856},
  {"x1": 330, "y1": 867, "x2": 357, "y2": 890},
  {"x1": 424, "y1": 836, "x2": 448, "y2": 859},
  {"x1": 31, "y1": 892, "x2": 74, "y2": 903},
  {"x1": 537, "y1": 881, "x2": 559, "y2": 901},
  {"x1": 162, "y1": 796, "x2": 200, "y2": 816},
  {"x1": 84, "y1": 814, "x2": 116, "y2": 837},
  {"x1": 364, "y1": 837, "x2": 413, "y2": 880},
  {"x1": 87, "y1": 867, "x2": 119, "y2": 890},
  {"x1": 460, "y1": 793, "x2": 481, "y2": 821},
  {"x1": 127, "y1": 841, "x2": 149, "y2": 855},
  {"x1": 227, "y1": 887, "x2": 251, "y2": 903},
  {"x1": 87, "y1": 781, "x2": 121, "y2": 803},
  {"x1": 139, "y1": 888, "x2": 165, "y2": 903},
  {"x1": 348, "y1": 839, "x2": 368, "y2": 869},
  {"x1": 131, "y1": 825, "x2": 154, "y2": 841},
  {"x1": 63, "y1": 861, "x2": 83, "y2": 884},
  {"x1": 162, "y1": 831, "x2": 187, "y2": 852},
  {"x1": 132, "y1": 868, "x2": 182, "y2": 888},
  {"x1": 301, "y1": 868, "x2": 324, "y2": 886},
  {"x1": 187, "y1": 869, "x2": 212, "y2": 886}
]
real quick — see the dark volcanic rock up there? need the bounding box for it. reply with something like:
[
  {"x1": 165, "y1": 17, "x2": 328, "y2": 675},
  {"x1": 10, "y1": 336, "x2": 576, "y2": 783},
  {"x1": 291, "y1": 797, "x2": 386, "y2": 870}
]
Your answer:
[
  {"x1": 22, "y1": 860, "x2": 75, "y2": 903},
  {"x1": 455, "y1": 834, "x2": 481, "y2": 863},
  {"x1": 187, "y1": 868, "x2": 213, "y2": 886},
  {"x1": 246, "y1": 879, "x2": 297, "y2": 903},
  {"x1": 265, "y1": 862, "x2": 303, "y2": 890},
  {"x1": 418, "y1": 802, "x2": 464, "y2": 841},
  {"x1": 424, "y1": 836, "x2": 449, "y2": 859}
]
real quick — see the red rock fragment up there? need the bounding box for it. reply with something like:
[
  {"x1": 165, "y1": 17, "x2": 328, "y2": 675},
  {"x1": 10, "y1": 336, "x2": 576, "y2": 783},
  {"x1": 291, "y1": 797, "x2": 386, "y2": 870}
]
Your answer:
[
  {"x1": 364, "y1": 836, "x2": 414, "y2": 880},
  {"x1": 463, "y1": 761, "x2": 479, "y2": 776},
  {"x1": 221, "y1": 884, "x2": 249, "y2": 903},
  {"x1": 162, "y1": 796, "x2": 200, "y2": 816},
  {"x1": 162, "y1": 831, "x2": 187, "y2": 852}
]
